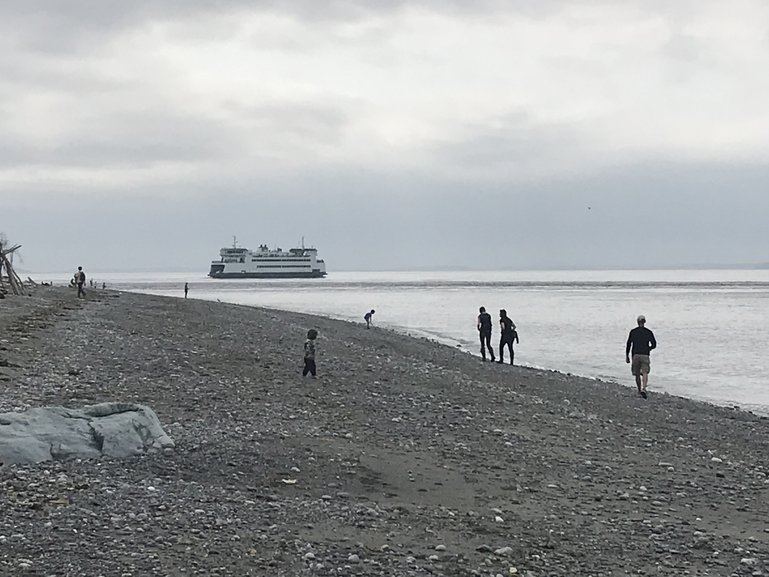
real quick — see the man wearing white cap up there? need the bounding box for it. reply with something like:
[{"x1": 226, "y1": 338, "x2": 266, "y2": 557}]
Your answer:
[{"x1": 625, "y1": 315, "x2": 657, "y2": 399}]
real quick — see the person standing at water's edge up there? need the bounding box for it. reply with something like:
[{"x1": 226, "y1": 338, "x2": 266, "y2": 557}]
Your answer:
[
  {"x1": 184, "y1": 282, "x2": 189, "y2": 299},
  {"x1": 303, "y1": 329, "x2": 318, "y2": 377},
  {"x1": 498, "y1": 309, "x2": 518, "y2": 365},
  {"x1": 75, "y1": 266, "x2": 86, "y2": 299},
  {"x1": 626, "y1": 315, "x2": 656, "y2": 399},
  {"x1": 364, "y1": 309, "x2": 375, "y2": 329},
  {"x1": 477, "y1": 306, "x2": 495, "y2": 361}
]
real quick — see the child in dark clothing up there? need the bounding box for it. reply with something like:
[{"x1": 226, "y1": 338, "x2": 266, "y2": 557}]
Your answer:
[{"x1": 303, "y1": 329, "x2": 318, "y2": 377}]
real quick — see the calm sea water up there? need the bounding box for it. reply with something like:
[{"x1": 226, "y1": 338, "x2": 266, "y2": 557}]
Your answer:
[{"x1": 42, "y1": 270, "x2": 769, "y2": 413}]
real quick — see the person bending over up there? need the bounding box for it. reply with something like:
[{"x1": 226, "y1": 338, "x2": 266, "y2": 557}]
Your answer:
[{"x1": 498, "y1": 309, "x2": 518, "y2": 365}]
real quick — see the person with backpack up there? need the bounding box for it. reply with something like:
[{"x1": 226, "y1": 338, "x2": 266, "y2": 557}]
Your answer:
[
  {"x1": 303, "y1": 329, "x2": 319, "y2": 377},
  {"x1": 75, "y1": 266, "x2": 86, "y2": 299},
  {"x1": 498, "y1": 309, "x2": 519, "y2": 365},
  {"x1": 477, "y1": 306, "x2": 495, "y2": 361}
]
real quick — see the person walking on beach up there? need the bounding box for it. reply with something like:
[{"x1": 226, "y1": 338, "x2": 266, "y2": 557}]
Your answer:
[
  {"x1": 184, "y1": 282, "x2": 189, "y2": 299},
  {"x1": 626, "y1": 315, "x2": 656, "y2": 399},
  {"x1": 75, "y1": 266, "x2": 86, "y2": 299},
  {"x1": 497, "y1": 309, "x2": 518, "y2": 365},
  {"x1": 477, "y1": 306, "x2": 495, "y2": 361},
  {"x1": 303, "y1": 329, "x2": 318, "y2": 377},
  {"x1": 364, "y1": 309, "x2": 375, "y2": 329}
]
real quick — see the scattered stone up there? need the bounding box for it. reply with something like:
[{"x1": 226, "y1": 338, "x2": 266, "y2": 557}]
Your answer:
[{"x1": 1, "y1": 288, "x2": 768, "y2": 576}]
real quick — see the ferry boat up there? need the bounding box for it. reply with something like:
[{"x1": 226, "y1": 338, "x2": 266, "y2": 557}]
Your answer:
[{"x1": 208, "y1": 238, "x2": 327, "y2": 279}]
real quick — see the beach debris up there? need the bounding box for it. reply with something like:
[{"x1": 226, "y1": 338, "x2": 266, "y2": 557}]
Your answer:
[{"x1": 0, "y1": 237, "x2": 25, "y2": 296}]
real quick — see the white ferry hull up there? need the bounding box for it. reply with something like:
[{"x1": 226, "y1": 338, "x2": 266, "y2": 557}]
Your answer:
[
  {"x1": 208, "y1": 241, "x2": 327, "y2": 279},
  {"x1": 209, "y1": 267, "x2": 326, "y2": 279}
]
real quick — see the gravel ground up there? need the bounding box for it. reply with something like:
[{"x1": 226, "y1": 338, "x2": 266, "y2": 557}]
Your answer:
[{"x1": 1, "y1": 287, "x2": 768, "y2": 577}]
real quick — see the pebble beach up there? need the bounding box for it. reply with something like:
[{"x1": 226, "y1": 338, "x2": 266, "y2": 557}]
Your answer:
[{"x1": 1, "y1": 287, "x2": 768, "y2": 576}]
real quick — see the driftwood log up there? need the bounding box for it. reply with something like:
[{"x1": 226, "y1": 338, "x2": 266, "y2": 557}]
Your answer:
[{"x1": 0, "y1": 240, "x2": 25, "y2": 296}]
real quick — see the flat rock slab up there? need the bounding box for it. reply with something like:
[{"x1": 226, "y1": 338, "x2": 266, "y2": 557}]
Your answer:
[{"x1": 0, "y1": 402, "x2": 174, "y2": 465}]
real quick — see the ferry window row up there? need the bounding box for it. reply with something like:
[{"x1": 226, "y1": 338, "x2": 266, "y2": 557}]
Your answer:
[
  {"x1": 256, "y1": 265, "x2": 313, "y2": 268},
  {"x1": 252, "y1": 258, "x2": 311, "y2": 262}
]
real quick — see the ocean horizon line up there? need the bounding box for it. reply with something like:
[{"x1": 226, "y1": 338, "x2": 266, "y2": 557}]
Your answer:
[{"x1": 23, "y1": 263, "x2": 769, "y2": 275}]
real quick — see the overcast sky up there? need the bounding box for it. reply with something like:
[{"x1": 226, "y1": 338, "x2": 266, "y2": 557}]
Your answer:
[{"x1": 2, "y1": 0, "x2": 769, "y2": 272}]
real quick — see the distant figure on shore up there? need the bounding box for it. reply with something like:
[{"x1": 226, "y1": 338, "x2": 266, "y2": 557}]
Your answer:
[
  {"x1": 303, "y1": 329, "x2": 318, "y2": 377},
  {"x1": 364, "y1": 309, "x2": 375, "y2": 329},
  {"x1": 626, "y1": 315, "x2": 657, "y2": 399},
  {"x1": 102, "y1": 282, "x2": 106, "y2": 290},
  {"x1": 477, "y1": 306, "x2": 495, "y2": 361},
  {"x1": 75, "y1": 267, "x2": 86, "y2": 299},
  {"x1": 184, "y1": 282, "x2": 189, "y2": 299},
  {"x1": 497, "y1": 309, "x2": 518, "y2": 365}
]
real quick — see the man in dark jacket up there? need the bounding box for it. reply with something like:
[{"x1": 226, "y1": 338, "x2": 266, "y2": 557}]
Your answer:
[
  {"x1": 477, "y1": 306, "x2": 494, "y2": 361},
  {"x1": 626, "y1": 315, "x2": 657, "y2": 399}
]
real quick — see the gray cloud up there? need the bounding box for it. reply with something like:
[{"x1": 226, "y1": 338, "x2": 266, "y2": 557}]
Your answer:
[
  {"x1": 0, "y1": 111, "x2": 228, "y2": 169},
  {"x1": 424, "y1": 112, "x2": 593, "y2": 174},
  {"x1": 225, "y1": 101, "x2": 356, "y2": 148},
  {"x1": 0, "y1": 99, "x2": 354, "y2": 171},
  {"x1": 0, "y1": 0, "x2": 695, "y2": 55}
]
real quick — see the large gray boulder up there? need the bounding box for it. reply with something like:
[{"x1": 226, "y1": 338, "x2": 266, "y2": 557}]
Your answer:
[{"x1": 0, "y1": 402, "x2": 174, "y2": 465}]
